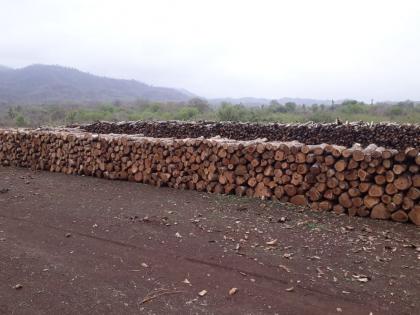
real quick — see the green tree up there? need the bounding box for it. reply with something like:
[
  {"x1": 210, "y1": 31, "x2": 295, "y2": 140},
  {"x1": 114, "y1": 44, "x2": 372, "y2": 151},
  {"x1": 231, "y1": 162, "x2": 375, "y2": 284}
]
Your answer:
[
  {"x1": 188, "y1": 98, "x2": 210, "y2": 113},
  {"x1": 339, "y1": 100, "x2": 368, "y2": 114},
  {"x1": 387, "y1": 106, "x2": 403, "y2": 116},
  {"x1": 15, "y1": 114, "x2": 26, "y2": 127},
  {"x1": 269, "y1": 100, "x2": 287, "y2": 113},
  {"x1": 285, "y1": 102, "x2": 297, "y2": 112},
  {"x1": 7, "y1": 107, "x2": 17, "y2": 119},
  {"x1": 217, "y1": 103, "x2": 247, "y2": 121},
  {"x1": 65, "y1": 111, "x2": 77, "y2": 124},
  {"x1": 175, "y1": 107, "x2": 199, "y2": 120}
]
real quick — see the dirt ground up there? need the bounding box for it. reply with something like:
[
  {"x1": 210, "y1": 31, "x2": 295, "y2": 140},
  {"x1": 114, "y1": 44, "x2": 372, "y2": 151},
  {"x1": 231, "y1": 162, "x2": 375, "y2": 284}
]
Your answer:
[{"x1": 0, "y1": 167, "x2": 419, "y2": 315}]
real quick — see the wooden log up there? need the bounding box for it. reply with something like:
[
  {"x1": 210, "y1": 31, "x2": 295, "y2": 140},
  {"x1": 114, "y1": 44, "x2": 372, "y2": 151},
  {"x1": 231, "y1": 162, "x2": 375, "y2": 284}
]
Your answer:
[
  {"x1": 334, "y1": 159, "x2": 347, "y2": 172},
  {"x1": 394, "y1": 175, "x2": 412, "y2": 191},
  {"x1": 338, "y1": 192, "x2": 352, "y2": 208},
  {"x1": 290, "y1": 195, "x2": 307, "y2": 206},
  {"x1": 352, "y1": 197, "x2": 363, "y2": 208},
  {"x1": 284, "y1": 184, "x2": 297, "y2": 197},
  {"x1": 274, "y1": 186, "x2": 284, "y2": 199},
  {"x1": 393, "y1": 164, "x2": 407, "y2": 175},
  {"x1": 364, "y1": 196, "x2": 380, "y2": 208},
  {"x1": 357, "y1": 206, "x2": 370, "y2": 217},
  {"x1": 408, "y1": 206, "x2": 420, "y2": 225},
  {"x1": 368, "y1": 185, "x2": 384, "y2": 197},
  {"x1": 371, "y1": 203, "x2": 391, "y2": 220},
  {"x1": 319, "y1": 200, "x2": 332, "y2": 211},
  {"x1": 381, "y1": 194, "x2": 392, "y2": 205},
  {"x1": 413, "y1": 174, "x2": 420, "y2": 188},
  {"x1": 407, "y1": 187, "x2": 419, "y2": 200},
  {"x1": 332, "y1": 204, "x2": 345, "y2": 214},
  {"x1": 391, "y1": 210, "x2": 408, "y2": 222}
]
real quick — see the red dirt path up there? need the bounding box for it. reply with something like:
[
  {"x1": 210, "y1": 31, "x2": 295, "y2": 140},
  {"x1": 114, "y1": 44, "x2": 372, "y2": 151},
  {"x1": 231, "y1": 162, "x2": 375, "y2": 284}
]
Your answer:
[{"x1": 0, "y1": 167, "x2": 419, "y2": 314}]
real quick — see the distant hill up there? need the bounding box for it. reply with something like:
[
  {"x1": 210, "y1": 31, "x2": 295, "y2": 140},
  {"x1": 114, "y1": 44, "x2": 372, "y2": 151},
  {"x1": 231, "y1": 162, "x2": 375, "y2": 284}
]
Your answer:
[
  {"x1": 0, "y1": 65, "x2": 13, "y2": 73},
  {"x1": 0, "y1": 64, "x2": 193, "y2": 105},
  {"x1": 209, "y1": 97, "x2": 331, "y2": 106},
  {"x1": 0, "y1": 64, "x2": 336, "y2": 107}
]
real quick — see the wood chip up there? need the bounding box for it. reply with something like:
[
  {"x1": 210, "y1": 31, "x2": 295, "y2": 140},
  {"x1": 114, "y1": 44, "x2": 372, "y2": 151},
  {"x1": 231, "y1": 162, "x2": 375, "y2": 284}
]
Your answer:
[
  {"x1": 228, "y1": 287, "x2": 238, "y2": 295},
  {"x1": 198, "y1": 290, "x2": 207, "y2": 297},
  {"x1": 266, "y1": 239, "x2": 278, "y2": 246},
  {"x1": 352, "y1": 274, "x2": 370, "y2": 282}
]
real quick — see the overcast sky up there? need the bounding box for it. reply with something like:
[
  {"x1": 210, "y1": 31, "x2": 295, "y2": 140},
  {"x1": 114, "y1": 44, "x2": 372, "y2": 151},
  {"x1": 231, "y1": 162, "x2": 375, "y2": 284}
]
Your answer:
[{"x1": 1, "y1": 0, "x2": 420, "y2": 101}]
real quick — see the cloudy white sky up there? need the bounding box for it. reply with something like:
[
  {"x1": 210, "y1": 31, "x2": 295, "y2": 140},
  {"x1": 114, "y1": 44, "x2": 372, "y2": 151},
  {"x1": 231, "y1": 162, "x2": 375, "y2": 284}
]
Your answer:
[{"x1": 1, "y1": 0, "x2": 420, "y2": 101}]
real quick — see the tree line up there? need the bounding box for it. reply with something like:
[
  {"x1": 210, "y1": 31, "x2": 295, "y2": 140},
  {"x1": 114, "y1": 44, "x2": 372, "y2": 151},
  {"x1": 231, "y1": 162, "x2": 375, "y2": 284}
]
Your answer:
[{"x1": 1, "y1": 98, "x2": 419, "y2": 127}]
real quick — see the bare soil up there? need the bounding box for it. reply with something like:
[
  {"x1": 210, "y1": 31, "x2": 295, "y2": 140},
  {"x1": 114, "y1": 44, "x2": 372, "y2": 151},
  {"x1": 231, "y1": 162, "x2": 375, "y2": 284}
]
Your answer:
[{"x1": 0, "y1": 167, "x2": 419, "y2": 315}]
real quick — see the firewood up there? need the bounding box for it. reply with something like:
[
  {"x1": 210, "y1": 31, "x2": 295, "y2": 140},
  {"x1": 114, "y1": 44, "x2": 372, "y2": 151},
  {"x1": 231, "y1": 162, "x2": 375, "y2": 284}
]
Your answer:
[
  {"x1": 370, "y1": 203, "x2": 391, "y2": 220},
  {"x1": 332, "y1": 204, "x2": 345, "y2": 214},
  {"x1": 391, "y1": 210, "x2": 408, "y2": 222},
  {"x1": 364, "y1": 196, "x2": 380, "y2": 208},
  {"x1": 352, "y1": 197, "x2": 363, "y2": 207},
  {"x1": 319, "y1": 200, "x2": 332, "y2": 211},
  {"x1": 334, "y1": 160, "x2": 347, "y2": 172},
  {"x1": 392, "y1": 164, "x2": 407, "y2": 175},
  {"x1": 357, "y1": 206, "x2": 370, "y2": 217},
  {"x1": 408, "y1": 206, "x2": 420, "y2": 225},
  {"x1": 1, "y1": 125, "x2": 419, "y2": 226},
  {"x1": 381, "y1": 194, "x2": 392, "y2": 204},
  {"x1": 394, "y1": 175, "x2": 412, "y2": 191},
  {"x1": 290, "y1": 195, "x2": 307, "y2": 206},
  {"x1": 407, "y1": 187, "x2": 419, "y2": 200},
  {"x1": 392, "y1": 193, "x2": 403, "y2": 205},
  {"x1": 413, "y1": 174, "x2": 420, "y2": 188},
  {"x1": 284, "y1": 184, "x2": 297, "y2": 197},
  {"x1": 374, "y1": 175, "x2": 386, "y2": 185},
  {"x1": 368, "y1": 185, "x2": 384, "y2": 197}
]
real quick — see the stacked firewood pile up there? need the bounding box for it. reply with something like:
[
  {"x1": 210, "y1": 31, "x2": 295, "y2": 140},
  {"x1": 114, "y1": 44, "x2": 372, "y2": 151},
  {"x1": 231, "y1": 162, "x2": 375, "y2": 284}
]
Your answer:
[
  {"x1": 80, "y1": 121, "x2": 420, "y2": 150},
  {"x1": 1, "y1": 128, "x2": 419, "y2": 225}
]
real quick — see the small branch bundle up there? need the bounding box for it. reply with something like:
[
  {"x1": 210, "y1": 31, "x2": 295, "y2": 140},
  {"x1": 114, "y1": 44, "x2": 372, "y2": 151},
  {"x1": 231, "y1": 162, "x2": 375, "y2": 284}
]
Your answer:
[{"x1": 1, "y1": 128, "x2": 419, "y2": 225}]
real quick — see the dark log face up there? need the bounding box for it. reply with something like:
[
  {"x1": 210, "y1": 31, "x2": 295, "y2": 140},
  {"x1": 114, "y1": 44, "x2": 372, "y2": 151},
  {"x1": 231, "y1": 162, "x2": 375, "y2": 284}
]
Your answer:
[
  {"x1": 80, "y1": 121, "x2": 420, "y2": 150},
  {"x1": 1, "y1": 123, "x2": 419, "y2": 225}
]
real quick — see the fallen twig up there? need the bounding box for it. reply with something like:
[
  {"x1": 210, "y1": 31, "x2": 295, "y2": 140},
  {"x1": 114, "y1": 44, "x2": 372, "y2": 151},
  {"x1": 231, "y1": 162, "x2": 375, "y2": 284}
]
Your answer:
[{"x1": 139, "y1": 289, "x2": 184, "y2": 305}]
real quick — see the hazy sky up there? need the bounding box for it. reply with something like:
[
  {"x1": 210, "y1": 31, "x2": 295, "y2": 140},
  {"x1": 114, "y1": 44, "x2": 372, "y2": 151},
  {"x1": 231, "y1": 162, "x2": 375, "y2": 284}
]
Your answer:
[{"x1": 1, "y1": 0, "x2": 420, "y2": 101}]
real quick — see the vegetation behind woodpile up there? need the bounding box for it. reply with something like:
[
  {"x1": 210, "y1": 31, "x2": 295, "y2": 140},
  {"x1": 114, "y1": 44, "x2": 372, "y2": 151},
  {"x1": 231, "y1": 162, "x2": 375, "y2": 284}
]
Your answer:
[{"x1": 1, "y1": 98, "x2": 420, "y2": 127}]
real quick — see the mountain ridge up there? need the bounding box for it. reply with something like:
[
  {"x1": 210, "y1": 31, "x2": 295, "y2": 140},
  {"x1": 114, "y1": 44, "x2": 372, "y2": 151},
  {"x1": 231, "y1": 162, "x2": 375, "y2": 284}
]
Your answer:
[
  {"x1": 0, "y1": 64, "x2": 332, "y2": 106},
  {"x1": 0, "y1": 64, "x2": 193, "y2": 105}
]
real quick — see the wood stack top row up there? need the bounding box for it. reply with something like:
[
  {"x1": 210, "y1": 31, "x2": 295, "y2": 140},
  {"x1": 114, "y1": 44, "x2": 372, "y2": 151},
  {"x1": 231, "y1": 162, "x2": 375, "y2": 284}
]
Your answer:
[
  {"x1": 0, "y1": 127, "x2": 419, "y2": 225},
  {"x1": 79, "y1": 121, "x2": 420, "y2": 150}
]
